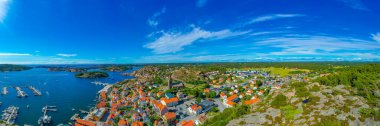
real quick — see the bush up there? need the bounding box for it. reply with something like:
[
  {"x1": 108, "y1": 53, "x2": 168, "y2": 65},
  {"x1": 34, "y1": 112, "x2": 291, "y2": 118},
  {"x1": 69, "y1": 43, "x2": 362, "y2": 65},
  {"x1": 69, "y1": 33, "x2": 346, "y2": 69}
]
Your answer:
[{"x1": 271, "y1": 94, "x2": 288, "y2": 108}]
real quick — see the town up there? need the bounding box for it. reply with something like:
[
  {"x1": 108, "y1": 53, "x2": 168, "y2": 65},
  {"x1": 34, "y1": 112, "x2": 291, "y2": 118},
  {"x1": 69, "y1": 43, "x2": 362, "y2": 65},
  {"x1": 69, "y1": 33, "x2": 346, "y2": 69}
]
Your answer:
[{"x1": 73, "y1": 66, "x2": 311, "y2": 126}]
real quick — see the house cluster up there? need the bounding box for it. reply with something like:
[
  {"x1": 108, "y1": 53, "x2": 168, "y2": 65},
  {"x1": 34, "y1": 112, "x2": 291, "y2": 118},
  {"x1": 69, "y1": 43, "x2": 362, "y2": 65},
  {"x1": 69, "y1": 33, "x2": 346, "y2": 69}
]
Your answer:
[
  {"x1": 74, "y1": 79, "x2": 217, "y2": 126},
  {"x1": 73, "y1": 68, "x2": 304, "y2": 126}
]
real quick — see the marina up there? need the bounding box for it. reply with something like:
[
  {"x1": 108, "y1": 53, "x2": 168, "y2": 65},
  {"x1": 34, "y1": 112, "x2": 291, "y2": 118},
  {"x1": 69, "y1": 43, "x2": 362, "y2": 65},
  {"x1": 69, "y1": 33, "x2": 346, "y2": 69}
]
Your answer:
[
  {"x1": 1, "y1": 106, "x2": 19, "y2": 125},
  {"x1": 28, "y1": 86, "x2": 42, "y2": 96},
  {"x1": 15, "y1": 87, "x2": 28, "y2": 98},
  {"x1": 1, "y1": 87, "x2": 8, "y2": 95},
  {"x1": 38, "y1": 106, "x2": 57, "y2": 126}
]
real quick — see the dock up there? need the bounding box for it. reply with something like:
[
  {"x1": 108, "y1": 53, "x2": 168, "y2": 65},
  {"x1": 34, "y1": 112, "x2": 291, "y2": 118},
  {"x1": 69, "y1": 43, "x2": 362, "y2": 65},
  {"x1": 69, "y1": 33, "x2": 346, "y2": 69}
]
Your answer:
[
  {"x1": 1, "y1": 87, "x2": 8, "y2": 95},
  {"x1": 79, "y1": 109, "x2": 89, "y2": 114},
  {"x1": 91, "y1": 81, "x2": 111, "y2": 86},
  {"x1": 38, "y1": 105, "x2": 57, "y2": 126},
  {"x1": 98, "y1": 85, "x2": 112, "y2": 94},
  {"x1": 70, "y1": 113, "x2": 79, "y2": 121},
  {"x1": 15, "y1": 87, "x2": 28, "y2": 97},
  {"x1": 28, "y1": 86, "x2": 42, "y2": 96},
  {"x1": 1, "y1": 106, "x2": 19, "y2": 125}
]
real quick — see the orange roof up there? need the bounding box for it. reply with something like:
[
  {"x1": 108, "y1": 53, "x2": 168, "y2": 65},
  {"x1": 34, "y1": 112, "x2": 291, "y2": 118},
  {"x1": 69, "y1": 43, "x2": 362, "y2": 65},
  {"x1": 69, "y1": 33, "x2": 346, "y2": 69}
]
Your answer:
[
  {"x1": 118, "y1": 119, "x2": 128, "y2": 125},
  {"x1": 220, "y1": 92, "x2": 226, "y2": 97},
  {"x1": 227, "y1": 94, "x2": 238, "y2": 101},
  {"x1": 226, "y1": 101, "x2": 236, "y2": 106},
  {"x1": 96, "y1": 101, "x2": 107, "y2": 108},
  {"x1": 181, "y1": 120, "x2": 195, "y2": 126},
  {"x1": 204, "y1": 88, "x2": 210, "y2": 93},
  {"x1": 131, "y1": 121, "x2": 143, "y2": 126},
  {"x1": 164, "y1": 112, "x2": 176, "y2": 120},
  {"x1": 161, "y1": 97, "x2": 179, "y2": 104},
  {"x1": 155, "y1": 102, "x2": 167, "y2": 111},
  {"x1": 75, "y1": 119, "x2": 96, "y2": 126},
  {"x1": 100, "y1": 91, "x2": 107, "y2": 99},
  {"x1": 190, "y1": 104, "x2": 202, "y2": 111},
  {"x1": 244, "y1": 98, "x2": 260, "y2": 105}
]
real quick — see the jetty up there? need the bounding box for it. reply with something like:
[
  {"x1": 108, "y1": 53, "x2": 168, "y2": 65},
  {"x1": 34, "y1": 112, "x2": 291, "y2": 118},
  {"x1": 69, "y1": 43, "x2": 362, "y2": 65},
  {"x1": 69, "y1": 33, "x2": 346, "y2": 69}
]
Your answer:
[
  {"x1": 1, "y1": 106, "x2": 19, "y2": 125},
  {"x1": 98, "y1": 85, "x2": 112, "y2": 94},
  {"x1": 70, "y1": 113, "x2": 79, "y2": 121},
  {"x1": 15, "y1": 87, "x2": 28, "y2": 97},
  {"x1": 38, "y1": 106, "x2": 57, "y2": 126},
  {"x1": 28, "y1": 86, "x2": 42, "y2": 96},
  {"x1": 79, "y1": 109, "x2": 89, "y2": 114},
  {"x1": 1, "y1": 87, "x2": 8, "y2": 95},
  {"x1": 91, "y1": 81, "x2": 111, "y2": 86}
]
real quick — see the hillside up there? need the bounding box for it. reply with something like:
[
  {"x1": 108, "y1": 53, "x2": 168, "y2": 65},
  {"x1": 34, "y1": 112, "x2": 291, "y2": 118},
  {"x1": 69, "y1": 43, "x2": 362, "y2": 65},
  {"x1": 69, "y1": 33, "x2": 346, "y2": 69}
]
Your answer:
[
  {"x1": 0, "y1": 64, "x2": 32, "y2": 72},
  {"x1": 227, "y1": 82, "x2": 379, "y2": 126}
]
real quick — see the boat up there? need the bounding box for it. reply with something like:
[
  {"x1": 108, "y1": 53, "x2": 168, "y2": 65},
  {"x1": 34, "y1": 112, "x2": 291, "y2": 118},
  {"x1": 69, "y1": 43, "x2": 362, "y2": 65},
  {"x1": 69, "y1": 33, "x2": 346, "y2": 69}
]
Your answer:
[
  {"x1": 1, "y1": 106, "x2": 19, "y2": 125},
  {"x1": 15, "y1": 87, "x2": 28, "y2": 98},
  {"x1": 28, "y1": 86, "x2": 42, "y2": 96},
  {"x1": 1, "y1": 87, "x2": 8, "y2": 95}
]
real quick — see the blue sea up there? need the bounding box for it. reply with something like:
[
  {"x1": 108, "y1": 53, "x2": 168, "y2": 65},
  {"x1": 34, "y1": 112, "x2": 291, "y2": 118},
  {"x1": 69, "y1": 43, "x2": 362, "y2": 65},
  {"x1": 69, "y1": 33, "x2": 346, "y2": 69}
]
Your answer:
[{"x1": 0, "y1": 67, "x2": 136, "y2": 125}]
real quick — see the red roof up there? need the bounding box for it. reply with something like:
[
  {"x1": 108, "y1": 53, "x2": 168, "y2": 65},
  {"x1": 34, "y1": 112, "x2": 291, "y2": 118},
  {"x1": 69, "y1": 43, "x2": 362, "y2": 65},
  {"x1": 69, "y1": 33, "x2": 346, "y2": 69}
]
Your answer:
[
  {"x1": 227, "y1": 94, "x2": 238, "y2": 101},
  {"x1": 131, "y1": 121, "x2": 143, "y2": 126},
  {"x1": 75, "y1": 119, "x2": 96, "y2": 126},
  {"x1": 118, "y1": 119, "x2": 128, "y2": 125},
  {"x1": 244, "y1": 98, "x2": 260, "y2": 105},
  {"x1": 164, "y1": 112, "x2": 176, "y2": 120},
  {"x1": 181, "y1": 120, "x2": 195, "y2": 126}
]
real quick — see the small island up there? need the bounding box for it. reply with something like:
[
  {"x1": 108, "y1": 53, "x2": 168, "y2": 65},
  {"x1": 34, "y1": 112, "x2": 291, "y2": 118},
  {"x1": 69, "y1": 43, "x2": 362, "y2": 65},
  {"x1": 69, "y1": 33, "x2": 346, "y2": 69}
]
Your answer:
[
  {"x1": 0, "y1": 64, "x2": 32, "y2": 72},
  {"x1": 100, "y1": 65, "x2": 132, "y2": 72},
  {"x1": 75, "y1": 71, "x2": 109, "y2": 78}
]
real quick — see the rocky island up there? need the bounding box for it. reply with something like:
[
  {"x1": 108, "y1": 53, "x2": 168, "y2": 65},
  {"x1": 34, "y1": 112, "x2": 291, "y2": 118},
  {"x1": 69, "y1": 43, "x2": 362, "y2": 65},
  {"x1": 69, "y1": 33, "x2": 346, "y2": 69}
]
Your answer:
[
  {"x1": 0, "y1": 64, "x2": 32, "y2": 72},
  {"x1": 100, "y1": 65, "x2": 132, "y2": 72},
  {"x1": 75, "y1": 71, "x2": 109, "y2": 78}
]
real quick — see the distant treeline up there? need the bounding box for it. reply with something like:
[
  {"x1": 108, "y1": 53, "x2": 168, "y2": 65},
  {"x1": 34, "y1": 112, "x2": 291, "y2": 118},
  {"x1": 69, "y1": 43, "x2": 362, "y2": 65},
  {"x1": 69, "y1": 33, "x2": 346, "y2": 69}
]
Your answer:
[
  {"x1": 145, "y1": 62, "x2": 378, "y2": 73},
  {"x1": 0, "y1": 64, "x2": 32, "y2": 72}
]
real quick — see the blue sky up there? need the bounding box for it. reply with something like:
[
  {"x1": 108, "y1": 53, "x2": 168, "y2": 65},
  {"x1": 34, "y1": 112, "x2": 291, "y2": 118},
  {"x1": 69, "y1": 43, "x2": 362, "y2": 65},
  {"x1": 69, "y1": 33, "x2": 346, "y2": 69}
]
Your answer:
[{"x1": 1, "y1": 0, "x2": 380, "y2": 64}]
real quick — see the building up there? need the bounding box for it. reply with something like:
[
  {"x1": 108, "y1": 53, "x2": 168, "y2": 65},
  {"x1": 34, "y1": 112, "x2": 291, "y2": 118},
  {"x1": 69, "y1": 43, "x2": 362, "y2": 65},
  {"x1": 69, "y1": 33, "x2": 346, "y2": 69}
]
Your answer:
[
  {"x1": 161, "y1": 97, "x2": 179, "y2": 107},
  {"x1": 181, "y1": 120, "x2": 195, "y2": 126},
  {"x1": 164, "y1": 112, "x2": 176, "y2": 124},
  {"x1": 75, "y1": 119, "x2": 96, "y2": 126},
  {"x1": 118, "y1": 119, "x2": 128, "y2": 126},
  {"x1": 225, "y1": 100, "x2": 236, "y2": 108},
  {"x1": 199, "y1": 100, "x2": 215, "y2": 113},
  {"x1": 188, "y1": 104, "x2": 202, "y2": 115}
]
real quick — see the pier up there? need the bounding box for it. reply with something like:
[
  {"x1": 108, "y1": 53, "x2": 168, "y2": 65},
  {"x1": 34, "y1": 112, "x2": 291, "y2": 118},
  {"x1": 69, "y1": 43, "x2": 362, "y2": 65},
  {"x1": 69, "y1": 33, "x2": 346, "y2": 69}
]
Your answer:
[
  {"x1": 38, "y1": 105, "x2": 57, "y2": 126},
  {"x1": 15, "y1": 87, "x2": 28, "y2": 97},
  {"x1": 70, "y1": 113, "x2": 79, "y2": 121},
  {"x1": 98, "y1": 85, "x2": 112, "y2": 94},
  {"x1": 1, "y1": 106, "x2": 19, "y2": 125},
  {"x1": 91, "y1": 81, "x2": 111, "y2": 86},
  {"x1": 28, "y1": 86, "x2": 42, "y2": 96},
  {"x1": 1, "y1": 87, "x2": 8, "y2": 95}
]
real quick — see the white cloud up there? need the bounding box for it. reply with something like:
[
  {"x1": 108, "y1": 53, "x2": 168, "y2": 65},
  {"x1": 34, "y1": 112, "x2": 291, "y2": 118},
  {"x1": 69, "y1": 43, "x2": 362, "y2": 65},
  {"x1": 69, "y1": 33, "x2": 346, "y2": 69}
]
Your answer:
[
  {"x1": 339, "y1": 0, "x2": 368, "y2": 10},
  {"x1": 0, "y1": 53, "x2": 31, "y2": 56},
  {"x1": 144, "y1": 26, "x2": 249, "y2": 54},
  {"x1": 147, "y1": 7, "x2": 166, "y2": 27},
  {"x1": 0, "y1": 0, "x2": 11, "y2": 23},
  {"x1": 246, "y1": 14, "x2": 304, "y2": 25},
  {"x1": 254, "y1": 34, "x2": 380, "y2": 55},
  {"x1": 57, "y1": 53, "x2": 77, "y2": 57},
  {"x1": 197, "y1": 0, "x2": 208, "y2": 8},
  {"x1": 371, "y1": 33, "x2": 380, "y2": 43}
]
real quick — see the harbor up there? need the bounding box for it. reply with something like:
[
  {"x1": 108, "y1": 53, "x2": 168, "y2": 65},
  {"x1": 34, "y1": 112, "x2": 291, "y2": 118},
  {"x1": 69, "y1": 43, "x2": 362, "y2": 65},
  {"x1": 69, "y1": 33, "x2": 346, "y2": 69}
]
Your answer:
[
  {"x1": 0, "y1": 67, "x2": 134, "y2": 125},
  {"x1": 15, "y1": 87, "x2": 28, "y2": 98},
  {"x1": 1, "y1": 106, "x2": 19, "y2": 125},
  {"x1": 28, "y1": 86, "x2": 42, "y2": 96}
]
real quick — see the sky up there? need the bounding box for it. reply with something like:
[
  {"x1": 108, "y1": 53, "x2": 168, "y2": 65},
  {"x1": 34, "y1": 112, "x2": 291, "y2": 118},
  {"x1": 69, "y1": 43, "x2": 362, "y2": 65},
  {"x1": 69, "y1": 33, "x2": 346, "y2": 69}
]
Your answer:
[{"x1": 0, "y1": 0, "x2": 380, "y2": 64}]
